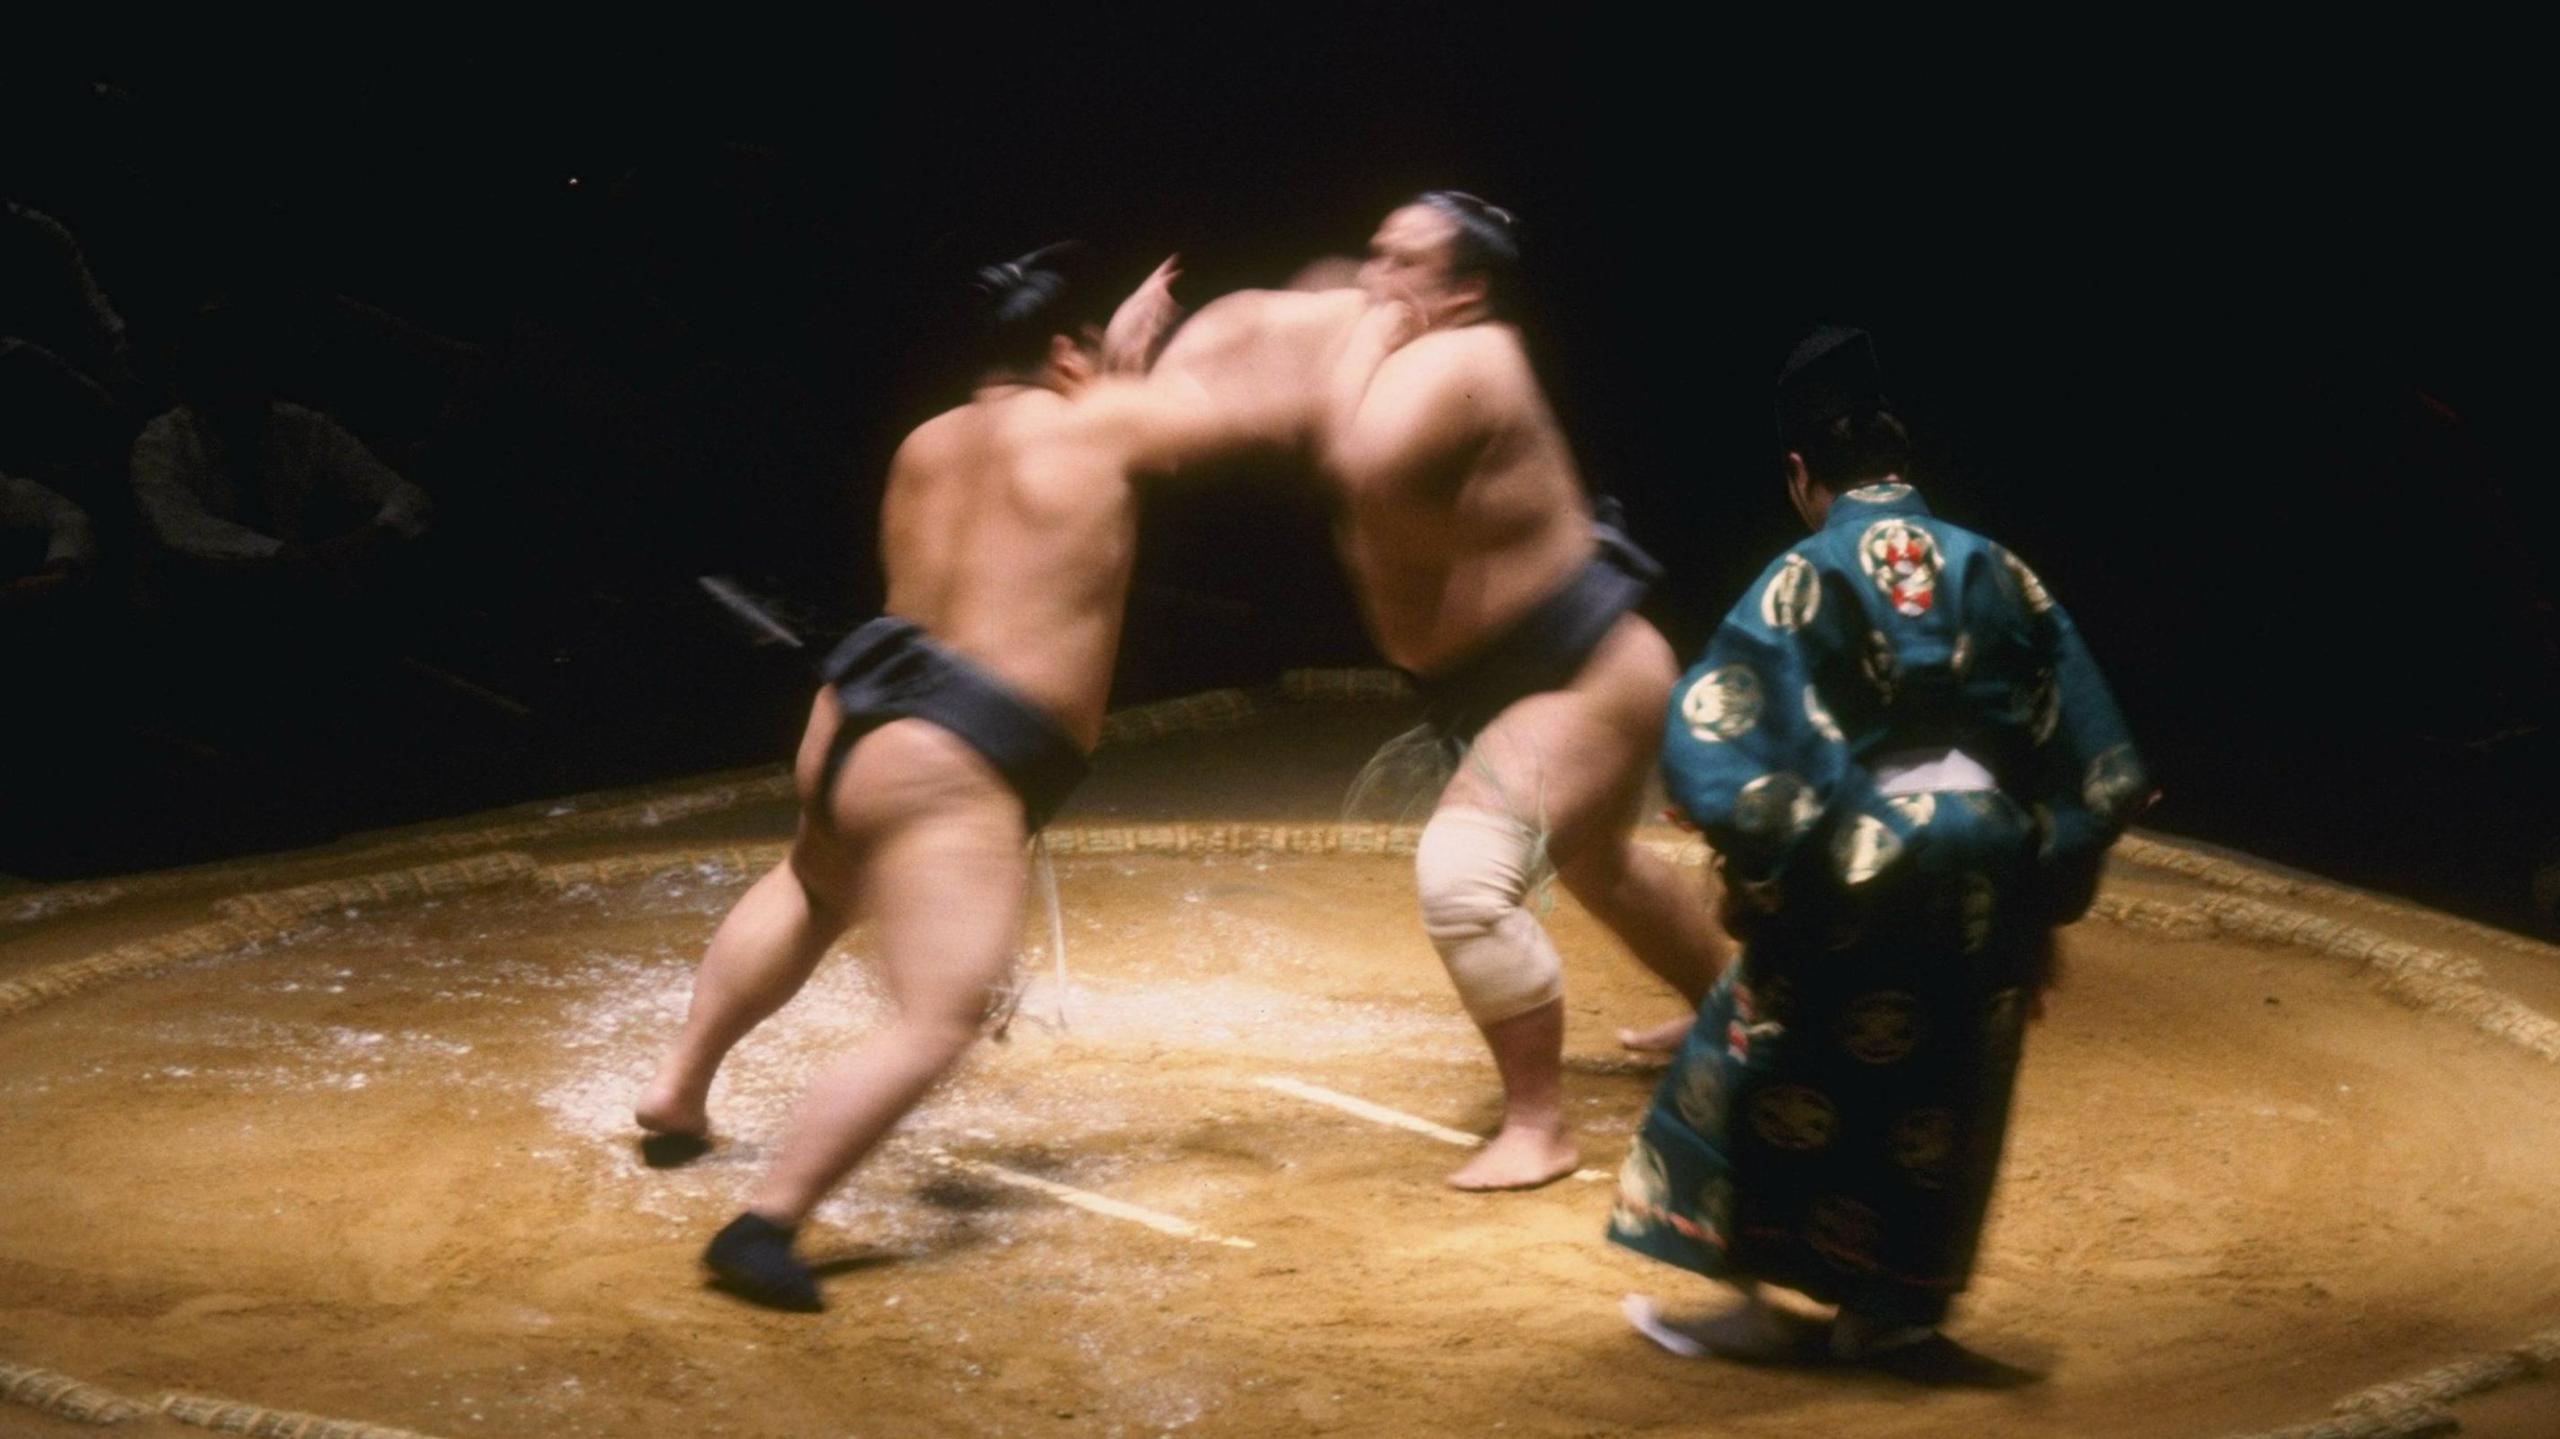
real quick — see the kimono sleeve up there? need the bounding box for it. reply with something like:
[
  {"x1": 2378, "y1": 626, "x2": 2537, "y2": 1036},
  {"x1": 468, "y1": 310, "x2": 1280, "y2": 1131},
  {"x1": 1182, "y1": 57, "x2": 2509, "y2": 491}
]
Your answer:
[
  {"x1": 1660, "y1": 549, "x2": 1857, "y2": 889},
  {"x1": 2004, "y1": 547, "x2": 2150, "y2": 923}
]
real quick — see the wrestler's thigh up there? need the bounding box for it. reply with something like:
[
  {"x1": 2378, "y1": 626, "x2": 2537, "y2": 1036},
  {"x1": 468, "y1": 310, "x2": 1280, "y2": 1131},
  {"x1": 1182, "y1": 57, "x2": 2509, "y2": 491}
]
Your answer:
[
  {"x1": 844, "y1": 725, "x2": 1031, "y2": 1019},
  {"x1": 1444, "y1": 618, "x2": 1675, "y2": 851},
  {"x1": 862, "y1": 810, "x2": 1031, "y2": 1021},
  {"x1": 1440, "y1": 690, "x2": 1641, "y2": 843},
  {"x1": 1545, "y1": 617, "x2": 1681, "y2": 862}
]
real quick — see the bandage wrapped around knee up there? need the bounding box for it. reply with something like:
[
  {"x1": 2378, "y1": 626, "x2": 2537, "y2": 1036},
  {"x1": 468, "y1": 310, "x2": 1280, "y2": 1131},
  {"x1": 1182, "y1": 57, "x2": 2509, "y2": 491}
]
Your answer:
[{"x1": 1415, "y1": 806, "x2": 1563, "y2": 1025}]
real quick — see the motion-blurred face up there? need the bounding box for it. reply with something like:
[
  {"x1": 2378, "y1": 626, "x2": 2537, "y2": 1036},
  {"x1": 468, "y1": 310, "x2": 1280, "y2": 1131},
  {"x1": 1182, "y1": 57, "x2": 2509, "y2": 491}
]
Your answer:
[{"x1": 1360, "y1": 204, "x2": 1475, "y2": 325}]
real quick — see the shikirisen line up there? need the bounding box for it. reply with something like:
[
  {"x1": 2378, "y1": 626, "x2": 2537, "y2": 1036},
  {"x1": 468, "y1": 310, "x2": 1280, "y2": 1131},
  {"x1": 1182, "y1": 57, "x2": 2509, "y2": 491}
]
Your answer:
[
  {"x1": 1256, "y1": 1076, "x2": 1608, "y2": 1182},
  {"x1": 927, "y1": 1150, "x2": 1255, "y2": 1250}
]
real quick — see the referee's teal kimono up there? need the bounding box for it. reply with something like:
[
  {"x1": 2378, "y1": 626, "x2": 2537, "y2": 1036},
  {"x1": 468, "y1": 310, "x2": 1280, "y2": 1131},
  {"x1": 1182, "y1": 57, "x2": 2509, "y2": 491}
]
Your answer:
[{"x1": 1609, "y1": 482, "x2": 2146, "y2": 1326}]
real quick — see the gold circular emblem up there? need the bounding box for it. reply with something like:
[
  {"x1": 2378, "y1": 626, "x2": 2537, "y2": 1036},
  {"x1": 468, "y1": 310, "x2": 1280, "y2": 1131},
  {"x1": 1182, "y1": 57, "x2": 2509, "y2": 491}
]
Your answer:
[
  {"x1": 1697, "y1": 1175, "x2": 1736, "y2": 1239},
  {"x1": 1840, "y1": 991, "x2": 1926, "y2": 1064},
  {"x1": 1832, "y1": 814, "x2": 1904, "y2": 887},
  {"x1": 2020, "y1": 668, "x2": 2059, "y2": 745},
  {"x1": 1612, "y1": 1137, "x2": 1671, "y2": 1232},
  {"x1": 1749, "y1": 1084, "x2": 1840, "y2": 1151},
  {"x1": 2083, "y1": 744, "x2": 2148, "y2": 822},
  {"x1": 1806, "y1": 1194, "x2": 1885, "y2": 1269},
  {"x1": 1863, "y1": 629, "x2": 1899, "y2": 701},
  {"x1": 1804, "y1": 684, "x2": 1845, "y2": 742},
  {"x1": 1960, "y1": 872, "x2": 1999, "y2": 953},
  {"x1": 1890, "y1": 1108, "x2": 1958, "y2": 1188},
  {"x1": 1735, "y1": 772, "x2": 1821, "y2": 840},
  {"x1": 1682, "y1": 665, "x2": 1764, "y2": 744},
  {"x1": 1760, "y1": 553, "x2": 1823, "y2": 631},
  {"x1": 2000, "y1": 547, "x2": 2055, "y2": 614},
  {"x1": 1673, "y1": 1056, "x2": 1726, "y2": 1133}
]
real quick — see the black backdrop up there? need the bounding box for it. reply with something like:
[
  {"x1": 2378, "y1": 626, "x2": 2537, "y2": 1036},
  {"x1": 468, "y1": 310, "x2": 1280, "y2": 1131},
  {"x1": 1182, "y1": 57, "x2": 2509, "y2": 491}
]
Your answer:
[{"x1": 4, "y1": 26, "x2": 2549, "y2": 930}]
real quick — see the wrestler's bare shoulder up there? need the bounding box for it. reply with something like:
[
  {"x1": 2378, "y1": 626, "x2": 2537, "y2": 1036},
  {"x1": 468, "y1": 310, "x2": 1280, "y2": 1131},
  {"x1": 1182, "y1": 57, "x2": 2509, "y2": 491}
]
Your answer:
[
  {"x1": 1398, "y1": 322, "x2": 1530, "y2": 383},
  {"x1": 1194, "y1": 286, "x2": 1364, "y2": 329},
  {"x1": 888, "y1": 407, "x2": 977, "y2": 472},
  {"x1": 1168, "y1": 288, "x2": 1364, "y2": 361},
  {"x1": 1365, "y1": 326, "x2": 1537, "y2": 430},
  {"x1": 900, "y1": 390, "x2": 1092, "y2": 466}
]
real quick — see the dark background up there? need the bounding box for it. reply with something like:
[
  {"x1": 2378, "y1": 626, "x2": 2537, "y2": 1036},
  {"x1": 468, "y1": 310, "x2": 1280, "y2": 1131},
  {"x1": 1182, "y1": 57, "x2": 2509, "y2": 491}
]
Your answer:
[{"x1": 4, "y1": 27, "x2": 2551, "y2": 932}]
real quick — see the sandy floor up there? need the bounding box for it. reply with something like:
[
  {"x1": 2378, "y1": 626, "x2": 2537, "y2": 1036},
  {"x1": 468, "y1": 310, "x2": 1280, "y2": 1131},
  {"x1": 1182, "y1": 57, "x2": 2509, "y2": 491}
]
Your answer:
[{"x1": 5, "y1": 696, "x2": 2559, "y2": 1439}]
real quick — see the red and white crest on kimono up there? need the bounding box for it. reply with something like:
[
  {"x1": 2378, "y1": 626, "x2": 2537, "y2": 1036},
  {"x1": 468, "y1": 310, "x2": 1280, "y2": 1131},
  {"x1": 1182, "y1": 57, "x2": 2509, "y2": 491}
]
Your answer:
[{"x1": 1857, "y1": 519, "x2": 1942, "y2": 617}]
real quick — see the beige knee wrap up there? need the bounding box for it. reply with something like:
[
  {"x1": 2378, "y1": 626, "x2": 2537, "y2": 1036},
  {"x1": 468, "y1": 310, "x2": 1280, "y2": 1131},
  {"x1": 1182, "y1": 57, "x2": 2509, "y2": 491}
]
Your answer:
[{"x1": 1415, "y1": 806, "x2": 1563, "y2": 1025}]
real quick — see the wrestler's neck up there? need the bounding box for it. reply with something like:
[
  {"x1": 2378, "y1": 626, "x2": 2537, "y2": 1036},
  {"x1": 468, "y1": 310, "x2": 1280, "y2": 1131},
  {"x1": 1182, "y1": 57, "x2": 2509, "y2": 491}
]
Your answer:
[
  {"x1": 1422, "y1": 295, "x2": 1494, "y2": 332},
  {"x1": 976, "y1": 340, "x2": 1098, "y2": 405},
  {"x1": 973, "y1": 366, "x2": 1088, "y2": 406},
  {"x1": 1786, "y1": 461, "x2": 1907, "y2": 531}
]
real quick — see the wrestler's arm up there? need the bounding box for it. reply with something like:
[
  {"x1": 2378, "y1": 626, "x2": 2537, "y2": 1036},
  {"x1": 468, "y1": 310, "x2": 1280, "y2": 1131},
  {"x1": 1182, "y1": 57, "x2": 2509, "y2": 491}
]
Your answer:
[
  {"x1": 1083, "y1": 372, "x2": 1287, "y2": 478},
  {"x1": 1149, "y1": 291, "x2": 1266, "y2": 387},
  {"x1": 1150, "y1": 290, "x2": 1361, "y2": 448},
  {"x1": 1320, "y1": 309, "x2": 1485, "y2": 482}
]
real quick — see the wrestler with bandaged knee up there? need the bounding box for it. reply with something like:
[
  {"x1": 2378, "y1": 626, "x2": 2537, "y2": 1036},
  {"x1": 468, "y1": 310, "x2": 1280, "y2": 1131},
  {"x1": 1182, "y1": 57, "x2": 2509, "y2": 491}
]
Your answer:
[
  {"x1": 1416, "y1": 806, "x2": 1566, "y2": 1024},
  {"x1": 1152, "y1": 194, "x2": 1733, "y2": 1190},
  {"x1": 631, "y1": 248, "x2": 1275, "y2": 1311}
]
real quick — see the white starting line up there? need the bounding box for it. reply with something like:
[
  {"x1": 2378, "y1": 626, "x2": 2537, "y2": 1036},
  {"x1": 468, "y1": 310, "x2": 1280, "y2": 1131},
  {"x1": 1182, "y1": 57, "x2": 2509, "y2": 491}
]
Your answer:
[
  {"x1": 926, "y1": 1149, "x2": 1256, "y2": 1250},
  {"x1": 1255, "y1": 1076, "x2": 1609, "y2": 1183},
  {"x1": 914, "y1": 1077, "x2": 1616, "y2": 1249}
]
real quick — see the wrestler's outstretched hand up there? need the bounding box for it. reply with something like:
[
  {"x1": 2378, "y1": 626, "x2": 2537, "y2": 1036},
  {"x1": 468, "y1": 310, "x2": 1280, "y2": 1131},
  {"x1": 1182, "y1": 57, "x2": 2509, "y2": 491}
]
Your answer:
[
  {"x1": 1353, "y1": 291, "x2": 1426, "y2": 351},
  {"x1": 1102, "y1": 254, "x2": 1184, "y2": 374}
]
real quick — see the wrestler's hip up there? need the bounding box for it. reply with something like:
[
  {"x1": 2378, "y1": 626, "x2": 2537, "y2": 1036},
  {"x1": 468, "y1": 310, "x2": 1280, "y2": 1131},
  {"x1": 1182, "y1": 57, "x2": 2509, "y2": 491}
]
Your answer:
[
  {"x1": 1474, "y1": 613, "x2": 1679, "y2": 744},
  {"x1": 793, "y1": 699, "x2": 1022, "y2": 834}
]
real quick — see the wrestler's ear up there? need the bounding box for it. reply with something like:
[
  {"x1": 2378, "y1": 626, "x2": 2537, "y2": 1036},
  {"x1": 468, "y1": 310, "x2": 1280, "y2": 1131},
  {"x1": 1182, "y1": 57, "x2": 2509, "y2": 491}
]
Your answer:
[
  {"x1": 1446, "y1": 273, "x2": 1489, "y2": 321},
  {"x1": 1783, "y1": 453, "x2": 1822, "y2": 531},
  {"x1": 1047, "y1": 332, "x2": 1094, "y2": 385}
]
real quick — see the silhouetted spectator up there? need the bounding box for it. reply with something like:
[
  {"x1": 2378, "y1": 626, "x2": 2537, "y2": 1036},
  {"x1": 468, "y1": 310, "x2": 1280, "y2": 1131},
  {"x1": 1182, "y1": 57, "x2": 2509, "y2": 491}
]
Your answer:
[
  {"x1": 1, "y1": 317, "x2": 123, "y2": 486},
  {"x1": 2, "y1": 198, "x2": 132, "y2": 397},
  {"x1": 0, "y1": 470, "x2": 96, "y2": 605},
  {"x1": 131, "y1": 304, "x2": 431, "y2": 587}
]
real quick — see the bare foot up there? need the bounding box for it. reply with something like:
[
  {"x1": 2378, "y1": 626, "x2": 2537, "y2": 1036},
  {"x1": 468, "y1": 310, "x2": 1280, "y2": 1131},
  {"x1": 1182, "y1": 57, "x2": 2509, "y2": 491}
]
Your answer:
[
  {"x1": 1616, "y1": 1014, "x2": 1696, "y2": 1054},
  {"x1": 635, "y1": 1083, "x2": 714, "y2": 1168},
  {"x1": 634, "y1": 1080, "x2": 709, "y2": 1142},
  {"x1": 1447, "y1": 1122, "x2": 1580, "y2": 1191}
]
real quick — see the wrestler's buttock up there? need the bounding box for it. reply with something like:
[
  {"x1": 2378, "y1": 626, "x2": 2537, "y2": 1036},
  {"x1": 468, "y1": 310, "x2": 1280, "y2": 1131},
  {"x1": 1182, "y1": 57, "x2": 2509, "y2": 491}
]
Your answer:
[
  {"x1": 795, "y1": 703, "x2": 1013, "y2": 836},
  {"x1": 1570, "y1": 614, "x2": 1680, "y2": 727}
]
